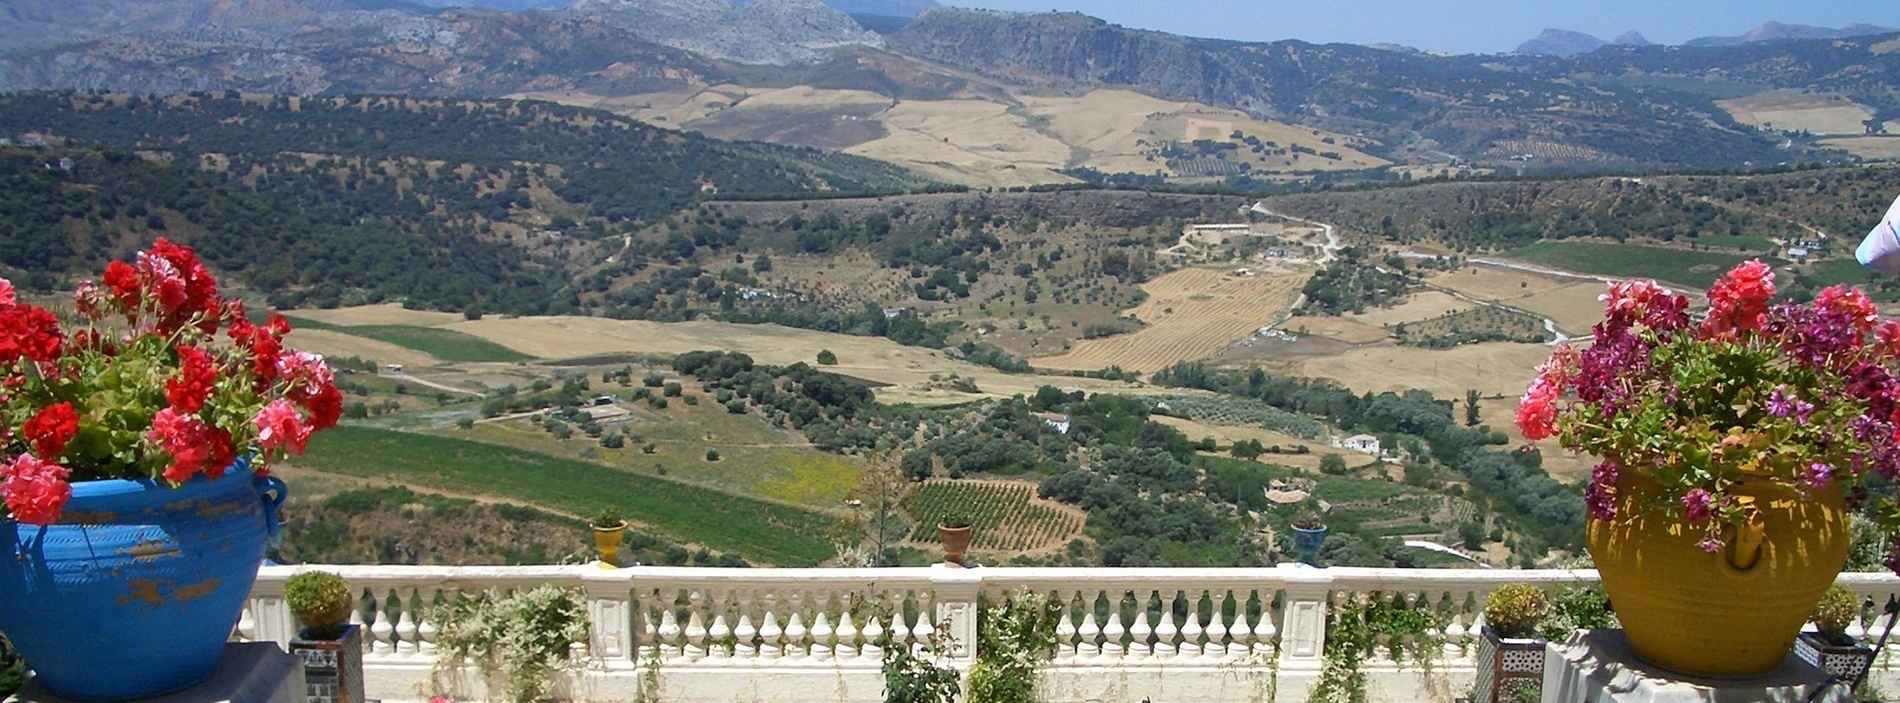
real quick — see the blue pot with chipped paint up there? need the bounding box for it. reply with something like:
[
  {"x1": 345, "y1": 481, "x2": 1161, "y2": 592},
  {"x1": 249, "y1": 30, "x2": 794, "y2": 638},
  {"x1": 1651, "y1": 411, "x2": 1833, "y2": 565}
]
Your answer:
[{"x1": 0, "y1": 466, "x2": 285, "y2": 700}]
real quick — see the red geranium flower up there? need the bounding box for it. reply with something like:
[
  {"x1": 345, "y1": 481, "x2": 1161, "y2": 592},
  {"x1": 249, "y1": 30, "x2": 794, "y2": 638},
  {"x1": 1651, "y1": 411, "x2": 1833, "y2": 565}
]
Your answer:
[
  {"x1": 22, "y1": 402, "x2": 78, "y2": 457},
  {"x1": 1, "y1": 454, "x2": 71, "y2": 526},
  {"x1": 3, "y1": 240, "x2": 338, "y2": 525},
  {"x1": 165, "y1": 346, "x2": 218, "y2": 414}
]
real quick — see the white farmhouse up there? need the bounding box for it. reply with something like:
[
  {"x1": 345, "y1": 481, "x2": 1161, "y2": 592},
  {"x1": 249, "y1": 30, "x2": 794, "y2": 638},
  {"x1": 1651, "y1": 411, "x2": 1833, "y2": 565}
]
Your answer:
[{"x1": 1339, "y1": 434, "x2": 1381, "y2": 455}]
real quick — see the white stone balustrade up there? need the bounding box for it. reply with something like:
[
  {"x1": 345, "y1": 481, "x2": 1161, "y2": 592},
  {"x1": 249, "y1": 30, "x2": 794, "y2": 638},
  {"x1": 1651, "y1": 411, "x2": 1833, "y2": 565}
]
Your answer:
[{"x1": 235, "y1": 564, "x2": 1900, "y2": 702}]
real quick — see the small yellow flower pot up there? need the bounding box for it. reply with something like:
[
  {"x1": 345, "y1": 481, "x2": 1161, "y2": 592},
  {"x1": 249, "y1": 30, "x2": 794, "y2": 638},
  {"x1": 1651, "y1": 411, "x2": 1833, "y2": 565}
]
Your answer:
[{"x1": 592, "y1": 520, "x2": 628, "y2": 567}]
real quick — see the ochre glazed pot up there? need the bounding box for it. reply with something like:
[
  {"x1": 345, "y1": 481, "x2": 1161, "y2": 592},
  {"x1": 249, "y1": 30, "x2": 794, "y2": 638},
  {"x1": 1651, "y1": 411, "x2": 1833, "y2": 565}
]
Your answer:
[{"x1": 1587, "y1": 473, "x2": 1848, "y2": 677}]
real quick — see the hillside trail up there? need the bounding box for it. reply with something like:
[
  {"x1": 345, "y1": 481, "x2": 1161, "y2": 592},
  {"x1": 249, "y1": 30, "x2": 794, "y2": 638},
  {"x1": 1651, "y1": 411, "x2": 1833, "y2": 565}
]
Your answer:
[
  {"x1": 386, "y1": 372, "x2": 483, "y2": 397},
  {"x1": 1256, "y1": 203, "x2": 1578, "y2": 345}
]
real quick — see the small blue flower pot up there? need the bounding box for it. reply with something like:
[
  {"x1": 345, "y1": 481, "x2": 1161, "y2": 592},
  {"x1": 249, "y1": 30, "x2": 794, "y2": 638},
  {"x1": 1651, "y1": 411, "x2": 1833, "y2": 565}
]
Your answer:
[{"x1": 1292, "y1": 525, "x2": 1328, "y2": 566}]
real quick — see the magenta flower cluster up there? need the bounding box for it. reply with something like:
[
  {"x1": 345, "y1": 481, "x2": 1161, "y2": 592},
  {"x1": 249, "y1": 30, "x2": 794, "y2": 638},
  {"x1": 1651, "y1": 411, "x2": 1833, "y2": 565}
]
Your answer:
[{"x1": 1518, "y1": 261, "x2": 1900, "y2": 569}]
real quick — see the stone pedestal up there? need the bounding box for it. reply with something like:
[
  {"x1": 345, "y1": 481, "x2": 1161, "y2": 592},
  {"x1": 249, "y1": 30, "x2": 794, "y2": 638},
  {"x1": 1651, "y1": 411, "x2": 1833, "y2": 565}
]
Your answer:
[
  {"x1": 1541, "y1": 629, "x2": 1853, "y2": 703},
  {"x1": 7, "y1": 642, "x2": 305, "y2": 703}
]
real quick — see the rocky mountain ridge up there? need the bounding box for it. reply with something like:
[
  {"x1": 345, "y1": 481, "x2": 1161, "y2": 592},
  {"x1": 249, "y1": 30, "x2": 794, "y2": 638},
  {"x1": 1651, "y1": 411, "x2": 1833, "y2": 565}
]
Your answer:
[
  {"x1": 1516, "y1": 21, "x2": 1897, "y2": 56},
  {"x1": 4, "y1": 2, "x2": 1899, "y2": 173}
]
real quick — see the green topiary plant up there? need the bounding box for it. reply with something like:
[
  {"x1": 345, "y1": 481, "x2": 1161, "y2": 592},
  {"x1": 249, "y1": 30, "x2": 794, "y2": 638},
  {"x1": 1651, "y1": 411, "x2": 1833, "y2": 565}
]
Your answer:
[
  {"x1": 285, "y1": 571, "x2": 355, "y2": 639},
  {"x1": 1483, "y1": 583, "x2": 1548, "y2": 640},
  {"x1": 1814, "y1": 584, "x2": 1861, "y2": 643},
  {"x1": 591, "y1": 507, "x2": 625, "y2": 530}
]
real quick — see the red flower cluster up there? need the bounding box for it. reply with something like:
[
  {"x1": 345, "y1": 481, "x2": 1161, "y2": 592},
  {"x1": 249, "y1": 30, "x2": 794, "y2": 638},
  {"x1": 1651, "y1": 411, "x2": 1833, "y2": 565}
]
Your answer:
[{"x1": 2, "y1": 238, "x2": 342, "y2": 526}]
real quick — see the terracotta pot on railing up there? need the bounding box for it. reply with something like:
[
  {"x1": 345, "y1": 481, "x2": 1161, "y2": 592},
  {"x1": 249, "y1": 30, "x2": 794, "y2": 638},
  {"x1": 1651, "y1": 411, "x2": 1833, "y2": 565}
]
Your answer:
[{"x1": 938, "y1": 521, "x2": 973, "y2": 565}]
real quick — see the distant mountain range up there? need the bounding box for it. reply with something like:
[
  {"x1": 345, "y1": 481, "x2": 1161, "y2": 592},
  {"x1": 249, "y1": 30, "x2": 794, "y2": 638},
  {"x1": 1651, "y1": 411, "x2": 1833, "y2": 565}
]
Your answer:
[
  {"x1": 2, "y1": 1, "x2": 1898, "y2": 174},
  {"x1": 381, "y1": 0, "x2": 938, "y2": 17},
  {"x1": 1518, "y1": 21, "x2": 1896, "y2": 56}
]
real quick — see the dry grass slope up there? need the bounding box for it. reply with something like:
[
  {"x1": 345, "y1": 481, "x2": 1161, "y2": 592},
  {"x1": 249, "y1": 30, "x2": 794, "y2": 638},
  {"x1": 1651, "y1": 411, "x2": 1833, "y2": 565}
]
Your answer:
[{"x1": 1037, "y1": 267, "x2": 1308, "y2": 372}]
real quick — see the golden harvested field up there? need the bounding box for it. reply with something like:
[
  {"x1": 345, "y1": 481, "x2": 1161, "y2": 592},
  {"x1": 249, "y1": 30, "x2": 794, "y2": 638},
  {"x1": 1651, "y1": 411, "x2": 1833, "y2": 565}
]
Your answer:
[
  {"x1": 1036, "y1": 267, "x2": 1308, "y2": 372},
  {"x1": 1511, "y1": 284, "x2": 1607, "y2": 337},
  {"x1": 1822, "y1": 136, "x2": 1900, "y2": 160},
  {"x1": 1298, "y1": 342, "x2": 1553, "y2": 399},
  {"x1": 1426, "y1": 267, "x2": 1606, "y2": 336},
  {"x1": 1279, "y1": 315, "x2": 1391, "y2": 344},
  {"x1": 1717, "y1": 91, "x2": 1876, "y2": 135},
  {"x1": 550, "y1": 84, "x2": 1391, "y2": 187},
  {"x1": 849, "y1": 99, "x2": 1075, "y2": 185},
  {"x1": 443, "y1": 316, "x2": 1142, "y2": 400},
  {"x1": 289, "y1": 304, "x2": 463, "y2": 326},
  {"x1": 1346, "y1": 291, "x2": 1475, "y2": 327}
]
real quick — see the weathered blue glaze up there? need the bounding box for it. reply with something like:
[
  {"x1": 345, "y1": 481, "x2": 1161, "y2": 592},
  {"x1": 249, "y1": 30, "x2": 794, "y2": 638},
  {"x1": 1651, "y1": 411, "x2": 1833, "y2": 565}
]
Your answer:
[{"x1": 0, "y1": 468, "x2": 285, "y2": 700}]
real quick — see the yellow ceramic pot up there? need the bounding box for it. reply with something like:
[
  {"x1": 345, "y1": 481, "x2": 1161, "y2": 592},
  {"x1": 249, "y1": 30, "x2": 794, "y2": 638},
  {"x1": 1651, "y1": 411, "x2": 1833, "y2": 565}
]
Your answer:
[
  {"x1": 1587, "y1": 473, "x2": 1848, "y2": 677},
  {"x1": 593, "y1": 521, "x2": 628, "y2": 567}
]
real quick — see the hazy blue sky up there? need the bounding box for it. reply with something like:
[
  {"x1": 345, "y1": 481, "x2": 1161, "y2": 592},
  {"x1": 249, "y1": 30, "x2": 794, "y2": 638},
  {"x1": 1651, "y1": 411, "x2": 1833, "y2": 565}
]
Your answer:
[{"x1": 948, "y1": 1, "x2": 1900, "y2": 55}]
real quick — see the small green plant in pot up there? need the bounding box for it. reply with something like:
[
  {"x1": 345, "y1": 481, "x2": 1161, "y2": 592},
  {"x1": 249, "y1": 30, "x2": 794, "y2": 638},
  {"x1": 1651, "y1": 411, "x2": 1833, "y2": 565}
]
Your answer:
[
  {"x1": 1795, "y1": 585, "x2": 1876, "y2": 685},
  {"x1": 286, "y1": 571, "x2": 355, "y2": 639},
  {"x1": 1474, "y1": 584, "x2": 1549, "y2": 703},
  {"x1": 1484, "y1": 583, "x2": 1548, "y2": 640},
  {"x1": 591, "y1": 507, "x2": 629, "y2": 567},
  {"x1": 285, "y1": 570, "x2": 366, "y2": 703}
]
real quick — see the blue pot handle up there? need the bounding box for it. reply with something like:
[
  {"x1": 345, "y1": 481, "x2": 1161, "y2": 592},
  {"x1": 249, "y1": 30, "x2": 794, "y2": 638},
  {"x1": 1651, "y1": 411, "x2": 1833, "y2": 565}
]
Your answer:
[{"x1": 255, "y1": 475, "x2": 288, "y2": 539}]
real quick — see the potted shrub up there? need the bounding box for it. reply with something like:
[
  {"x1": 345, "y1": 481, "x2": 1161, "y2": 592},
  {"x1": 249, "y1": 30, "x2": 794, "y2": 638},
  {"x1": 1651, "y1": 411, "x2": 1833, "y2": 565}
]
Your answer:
[
  {"x1": 937, "y1": 514, "x2": 973, "y2": 566},
  {"x1": 591, "y1": 507, "x2": 628, "y2": 567},
  {"x1": 1475, "y1": 583, "x2": 1549, "y2": 703},
  {"x1": 1795, "y1": 585, "x2": 1876, "y2": 685},
  {"x1": 1290, "y1": 512, "x2": 1327, "y2": 566},
  {"x1": 1518, "y1": 264, "x2": 1900, "y2": 677},
  {"x1": 430, "y1": 586, "x2": 588, "y2": 703},
  {"x1": 286, "y1": 570, "x2": 365, "y2": 703}
]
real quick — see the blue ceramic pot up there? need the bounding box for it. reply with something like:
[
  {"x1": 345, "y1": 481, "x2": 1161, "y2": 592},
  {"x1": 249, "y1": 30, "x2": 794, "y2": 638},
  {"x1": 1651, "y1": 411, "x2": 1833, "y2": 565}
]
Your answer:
[
  {"x1": 1291, "y1": 525, "x2": 1328, "y2": 565},
  {"x1": 0, "y1": 469, "x2": 286, "y2": 700}
]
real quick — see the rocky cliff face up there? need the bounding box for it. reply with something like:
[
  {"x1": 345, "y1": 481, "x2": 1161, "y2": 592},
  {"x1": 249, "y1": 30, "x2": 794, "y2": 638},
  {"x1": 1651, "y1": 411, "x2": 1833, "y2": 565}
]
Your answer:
[
  {"x1": 561, "y1": 0, "x2": 881, "y2": 65},
  {"x1": 0, "y1": 0, "x2": 878, "y2": 94},
  {"x1": 0, "y1": 5, "x2": 733, "y2": 96},
  {"x1": 891, "y1": 9, "x2": 1274, "y2": 113}
]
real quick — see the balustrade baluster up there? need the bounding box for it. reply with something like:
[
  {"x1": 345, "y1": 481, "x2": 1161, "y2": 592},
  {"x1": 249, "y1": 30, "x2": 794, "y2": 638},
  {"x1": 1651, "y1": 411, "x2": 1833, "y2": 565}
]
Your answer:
[
  {"x1": 1154, "y1": 590, "x2": 1180, "y2": 658},
  {"x1": 1230, "y1": 591, "x2": 1257, "y2": 658},
  {"x1": 784, "y1": 590, "x2": 810, "y2": 659},
  {"x1": 1078, "y1": 596, "x2": 1102, "y2": 658},
  {"x1": 1129, "y1": 597, "x2": 1154, "y2": 658},
  {"x1": 1101, "y1": 591, "x2": 1126, "y2": 657},
  {"x1": 1055, "y1": 591, "x2": 1079, "y2": 657},
  {"x1": 657, "y1": 600, "x2": 684, "y2": 660},
  {"x1": 236, "y1": 603, "x2": 256, "y2": 642},
  {"x1": 889, "y1": 592, "x2": 914, "y2": 653},
  {"x1": 1179, "y1": 590, "x2": 1204, "y2": 658},
  {"x1": 759, "y1": 609, "x2": 784, "y2": 659},
  {"x1": 395, "y1": 588, "x2": 419, "y2": 655},
  {"x1": 1252, "y1": 592, "x2": 1277, "y2": 655},
  {"x1": 708, "y1": 589, "x2": 733, "y2": 660},
  {"x1": 348, "y1": 603, "x2": 368, "y2": 655},
  {"x1": 1440, "y1": 590, "x2": 1466, "y2": 662},
  {"x1": 733, "y1": 591, "x2": 760, "y2": 658},
  {"x1": 684, "y1": 590, "x2": 709, "y2": 660},
  {"x1": 416, "y1": 587, "x2": 441, "y2": 655},
  {"x1": 370, "y1": 589, "x2": 395, "y2": 655},
  {"x1": 837, "y1": 609, "x2": 860, "y2": 659},
  {"x1": 1206, "y1": 590, "x2": 1232, "y2": 659},
  {"x1": 861, "y1": 613, "x2": 885, "y2": 660},
  {"x1": 909, "y1": 591, "x2": 936, "y2": 648},
  {"x1": 811, "y1": 593, "x2": 835, "y2": 661}
]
